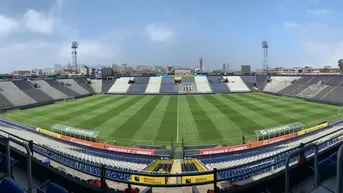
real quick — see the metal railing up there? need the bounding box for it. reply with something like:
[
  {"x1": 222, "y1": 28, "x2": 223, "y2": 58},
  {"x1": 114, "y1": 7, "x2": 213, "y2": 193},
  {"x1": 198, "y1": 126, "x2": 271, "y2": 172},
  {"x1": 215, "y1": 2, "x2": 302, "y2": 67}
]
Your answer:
[
  {"x1": 284, "y1": 143, "x2": 319, "y2": 193},
  {"x1": 0, "y1": 120, "x2": 343, "y2": 190},
  {"x1": 336, "y1": 144, "x2": 343, "y2": 193},
  {"x1": 2, "y1": 129, "x2": 342, "y2": 189},
  {"x1": 0, "y1": 135, "x2": 33, "y2": 193}
]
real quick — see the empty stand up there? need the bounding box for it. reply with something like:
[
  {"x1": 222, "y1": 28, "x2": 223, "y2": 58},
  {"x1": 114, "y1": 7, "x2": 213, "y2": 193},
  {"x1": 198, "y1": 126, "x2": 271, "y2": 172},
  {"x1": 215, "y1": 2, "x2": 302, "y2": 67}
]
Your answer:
[
  {"x1": 178, "y1": 84, "x2": 196, "y2": 93},
  {"x1": 240, "y1": 76, "x2": 256, "y2": 83},
  {"x1": 181, "y1": 159, "x2": 206, "y2": 172},
  {"x1": 278, "y1": 84, "x2": 304, "y2": 95},
  {"x1": 161, "y1": 77, "x2": 174, "y2": 84},
  {"x1": 182, "y1": 77, "x2": 195, "y2": 83},
  {"x1": 56, "y1": 79, "x2": 90, "y2": 95},
  {"x1": 160, "y1": 77, "x2": 177, "y2": 93},
  {"x1": 210, "y1": 83, "x2": 230, "y2": 93},
  {"x1": 312, "y1": 86, "x2": 335, "y2": 100},
  {"x1": 226, "y1": 76, "x2": 250, "y2": 92},
  {"x1": 45, "y1": 80, "x2": 80, "y2": 97},
  {"x1": 0, "y1": 93, "x2": 14, "y2": 109},
  {"x1": 297, "y1": 84, "x2": 327, "y2": 98},
  {"x1": 326, "y1": 76, "x2": 343, "y2": 86},
  {"x1": 90, "y1": 79, "x2": 102, "y2": 93},
  {"x1": 107, "y1": 77, "x2": 131, "y2": 93},
  {"x1": 207, "y1": 76, "x2": 230, "y2": 93},
  {"x1": 263, "y1": 76, "x2": 301, "y2": 93},
  {"x1": 145, "y1": 77, "x2": 162, "y2": 93},
  {"x1": 207, "y1": 76, "x2": 223, "y2": 83},
  {"x1": 127, "y1": 77, "x2": 149, "y2": 94},
  {"x1": 12, "y1": 80, "x2": 54, "y2": 103},
  {"x1": 144, "y1": 160, "x2": 173, "y2": 173},
  {"x1": 32, "y1": 80, "x2": 68, "y2": 100},
  {"x1": 73, "y1": 78, "x2": 94, "y2": 93},
  {"x1": 194, "y1": 76, "x2": 212, "y2": 93},
  {"x1": 102, "y1": 80, "x2": 115, "y2": 93},
  {"x1": 0, "y1": 81, "x2": 37, "y2": 106},
  {"x1": 321, "y1": 86, "x2": 343, "y2": 103},
  {"x1": 132, "y1": 77, "x2": 150, "y2": 84},
  {"x1": 127, "y1": 84, "x2": 147, "y2": 94}
]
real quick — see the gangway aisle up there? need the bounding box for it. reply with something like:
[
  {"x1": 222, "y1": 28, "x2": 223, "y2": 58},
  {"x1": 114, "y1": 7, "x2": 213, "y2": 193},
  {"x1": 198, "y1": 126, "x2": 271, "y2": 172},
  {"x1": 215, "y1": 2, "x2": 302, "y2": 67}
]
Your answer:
[
  {"x1": 107, "y1": 77, "x2": 131, "y2": 93},
  {"x1": 194, "y1": 76, "x2": 212, "y2": 93},
  {"x1": 145, "y1": 77, "x2": 162, "y2": 93}
]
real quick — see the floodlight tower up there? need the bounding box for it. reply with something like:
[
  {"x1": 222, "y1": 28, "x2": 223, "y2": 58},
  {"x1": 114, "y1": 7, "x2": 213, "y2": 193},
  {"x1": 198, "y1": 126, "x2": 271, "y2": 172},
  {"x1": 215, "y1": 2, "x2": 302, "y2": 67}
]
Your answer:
[
  {"x1": 262, "y1": 41, "x2": 269, "y2": 71},
  {"x1": 71, "y1": 41, "x2": 78, "y2": 73},
  {"x1": 199, "y1": 57, "x2": 203, "y2": 72}
]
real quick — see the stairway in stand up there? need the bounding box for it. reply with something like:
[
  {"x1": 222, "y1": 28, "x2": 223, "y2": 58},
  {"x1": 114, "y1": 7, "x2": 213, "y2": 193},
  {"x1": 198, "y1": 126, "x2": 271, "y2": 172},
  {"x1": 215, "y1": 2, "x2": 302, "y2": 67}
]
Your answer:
[{"x1": 168, "y1": 159, "x2": 182, "y2": 184}]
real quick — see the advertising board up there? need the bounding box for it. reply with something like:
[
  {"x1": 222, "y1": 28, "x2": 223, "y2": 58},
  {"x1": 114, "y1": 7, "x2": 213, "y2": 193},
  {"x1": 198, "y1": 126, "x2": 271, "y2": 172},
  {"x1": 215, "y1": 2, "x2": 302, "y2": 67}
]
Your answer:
[
  {"x1": 182, "y1": 174, "x2": 214, "y2": 184},
  {"x1": 249, "y1": 133, "x2": 296, "y2": 148},
  {"x1": 297, "y1": 122, "x2": 328, "y2": 136},
  {"x1": 130, "y1": 175, "x2": 165, "y2": 185},
  {"x1": 36, "y1": 128, "x2": 61, "y2": 139},
  {"x1": 105, "y1": 145, "x2": 155, "y2": 155},
  {"x1": 60, "y1": 135, "x2": 105, "y2": 149},
  {"x1": 199, "y1": 144, "x2": 250, "y2": 155}
]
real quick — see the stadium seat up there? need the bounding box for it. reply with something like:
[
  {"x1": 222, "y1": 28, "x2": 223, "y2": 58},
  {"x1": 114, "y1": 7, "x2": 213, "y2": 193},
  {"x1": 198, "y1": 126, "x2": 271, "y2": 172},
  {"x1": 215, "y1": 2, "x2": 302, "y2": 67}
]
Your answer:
[
  {"x1": 37, "y1": 182, "x2": 68, "y2": 193},
  {"x1": 0, "y1": 177, "x2": 25, "y2": 193}
]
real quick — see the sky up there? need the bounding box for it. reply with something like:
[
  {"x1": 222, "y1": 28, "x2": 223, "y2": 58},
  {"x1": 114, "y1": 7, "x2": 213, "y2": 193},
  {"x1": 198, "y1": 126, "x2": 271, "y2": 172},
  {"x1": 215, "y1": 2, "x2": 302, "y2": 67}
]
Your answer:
[{"x1": 0, "y1": 0, "x2": 343, "y2": 73}]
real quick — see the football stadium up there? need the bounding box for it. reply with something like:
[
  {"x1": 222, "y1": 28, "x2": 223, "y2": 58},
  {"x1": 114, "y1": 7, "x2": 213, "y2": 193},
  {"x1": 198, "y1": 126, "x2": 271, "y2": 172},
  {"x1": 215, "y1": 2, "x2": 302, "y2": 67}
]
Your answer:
[{"x1": 0, "y1": 75, "x2": 343, "y2": 193}]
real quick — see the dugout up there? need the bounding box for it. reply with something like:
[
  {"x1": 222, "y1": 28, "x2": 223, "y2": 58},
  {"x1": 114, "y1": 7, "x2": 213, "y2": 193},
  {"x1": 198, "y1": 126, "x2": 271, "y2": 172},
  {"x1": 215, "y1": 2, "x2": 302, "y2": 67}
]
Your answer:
[
  {"x1": 52, "y1": 124, "x2": 99, "y2": 142},
  {"x1": 255, "y1": 122, "x2": 304, "y2": 141}
]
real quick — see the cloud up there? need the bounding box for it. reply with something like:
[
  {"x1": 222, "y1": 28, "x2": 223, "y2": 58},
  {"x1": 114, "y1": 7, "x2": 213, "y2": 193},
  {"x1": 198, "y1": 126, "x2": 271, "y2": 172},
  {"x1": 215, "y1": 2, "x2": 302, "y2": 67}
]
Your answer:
[
  {"x1": 282, "y1": 22, "x2": 300, "y2": 29},
  {"x1": 23, "y1": 9, "x2": 55, "y2": 35},
  {"x1": 0, "y1": 14, "x2": 19, "y2": 39},
  {"x1": 144, "y1": 24, "x2": 174, "y2": 42},
  {"x1": 0, "y1": 0, "x2": 123, "y2": 73},
  {"x1": 306, "y1": 9, "x2": 328, "y2": 15}
]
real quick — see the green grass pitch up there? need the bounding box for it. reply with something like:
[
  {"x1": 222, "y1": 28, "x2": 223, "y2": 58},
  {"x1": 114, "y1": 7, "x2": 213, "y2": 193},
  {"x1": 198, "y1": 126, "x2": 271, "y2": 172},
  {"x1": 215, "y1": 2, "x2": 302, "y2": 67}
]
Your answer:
[{"x1": 2, "y1": 93, "x2": 340, "y2": 146}]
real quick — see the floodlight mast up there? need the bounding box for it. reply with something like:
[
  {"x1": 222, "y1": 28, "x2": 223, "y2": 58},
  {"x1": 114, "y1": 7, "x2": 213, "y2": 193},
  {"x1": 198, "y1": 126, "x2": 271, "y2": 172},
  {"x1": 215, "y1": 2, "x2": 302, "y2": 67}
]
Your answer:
[
  {"x1": 262, "y1": 41, "x2": 269, "y2": 72},
  {"x1": 71, "y1": 41, "x2": 78, "y2": 73}
]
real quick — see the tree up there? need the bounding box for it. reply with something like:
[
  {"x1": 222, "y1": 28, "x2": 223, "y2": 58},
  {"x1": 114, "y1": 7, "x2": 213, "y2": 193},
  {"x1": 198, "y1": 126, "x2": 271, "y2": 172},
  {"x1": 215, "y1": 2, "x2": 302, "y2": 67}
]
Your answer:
[
  {"x1": 321, "y1": 68, "x2": 330, "y2": 73},
  {"x1": 339, "y1": 59, "x2": 343, "y2": 71}
]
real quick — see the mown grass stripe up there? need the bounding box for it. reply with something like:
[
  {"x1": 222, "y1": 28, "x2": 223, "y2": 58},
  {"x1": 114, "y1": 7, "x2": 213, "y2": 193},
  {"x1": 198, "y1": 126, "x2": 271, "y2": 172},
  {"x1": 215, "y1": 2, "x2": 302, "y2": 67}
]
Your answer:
[
  {"x1": 241, "y1": 94, "x2": 335, "y2": 121},
  {"x1": 132, "y1": 96, "x2": 170, "y2": 142},
  {"x1": 187, "y1": 96, "x2": 223, "y2": 141},
  {"x1": 111, "y1": 96, "x2": 163, "y2": 139},
  {"x1": 154, "y1": 96, "x2": 177, "y2": 142},
  {"x1": 204, "y1": 95, "x2": 265, "y2": 133},
  {"x1": 195, "y1": 95, "x2": 243, "y2": 139},
  {"x1": 178, "y1": 95, "x2": 200, "y2": 143},
  {"x1": 73, "y1": 96, "x2": 143, "y2": 129},
  {"x1": 226, "y1": 94, "x2": 300, "y2": 125},
  {"x1": 50, "y1": 96, "x2": 127, "y2": 122},
  {"x1": 21, "y1": 95, "x2": 108, "y2": 117}
]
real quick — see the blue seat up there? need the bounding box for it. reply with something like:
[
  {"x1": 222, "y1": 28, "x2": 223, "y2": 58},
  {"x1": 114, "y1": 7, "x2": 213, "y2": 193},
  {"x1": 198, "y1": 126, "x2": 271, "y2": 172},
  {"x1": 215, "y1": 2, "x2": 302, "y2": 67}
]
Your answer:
[
  {"x1": 37, "y1": 182, "x2": 68, "y2": 193},
  {"x1": 0, "y1": 177, "x2": 25, "y2": 193}
]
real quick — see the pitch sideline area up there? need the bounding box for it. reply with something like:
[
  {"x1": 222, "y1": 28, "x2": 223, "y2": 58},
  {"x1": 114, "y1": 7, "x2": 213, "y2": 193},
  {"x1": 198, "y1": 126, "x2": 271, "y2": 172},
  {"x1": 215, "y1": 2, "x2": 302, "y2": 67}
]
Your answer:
[{"x1": 3, "y1": 93, "x2": 339, "y2": 146}]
